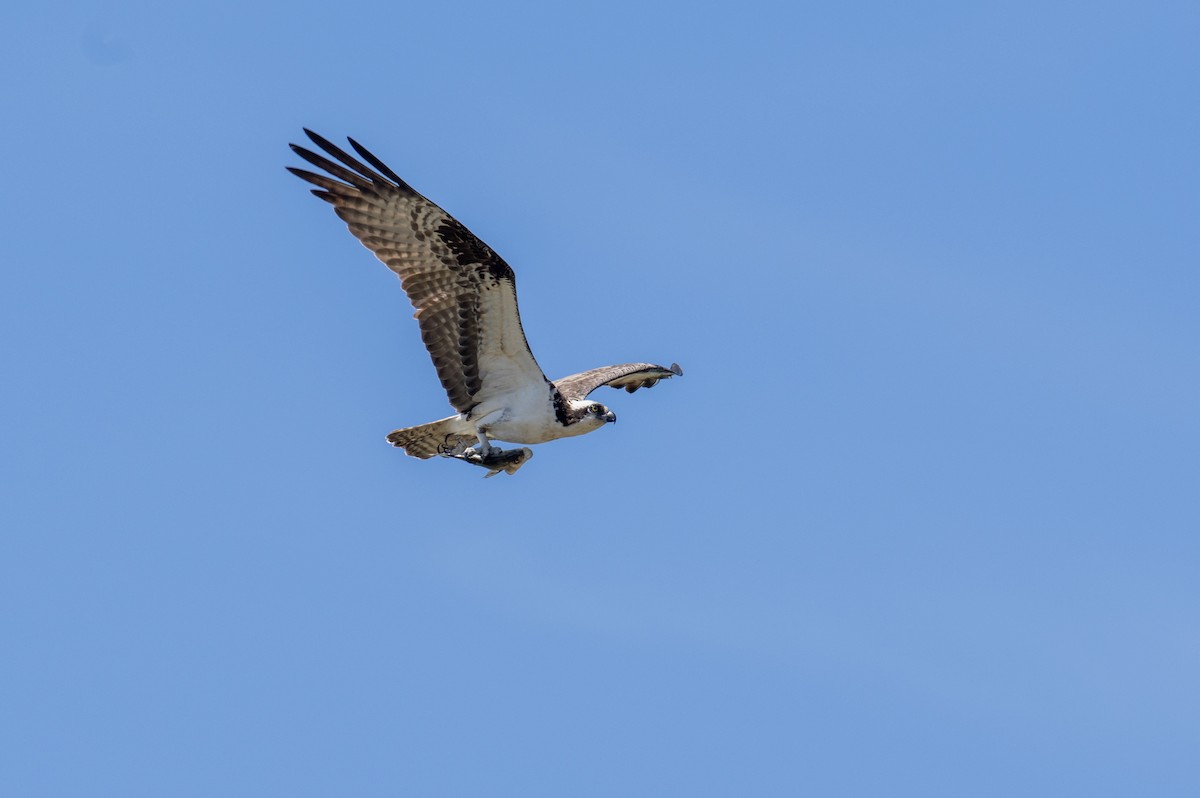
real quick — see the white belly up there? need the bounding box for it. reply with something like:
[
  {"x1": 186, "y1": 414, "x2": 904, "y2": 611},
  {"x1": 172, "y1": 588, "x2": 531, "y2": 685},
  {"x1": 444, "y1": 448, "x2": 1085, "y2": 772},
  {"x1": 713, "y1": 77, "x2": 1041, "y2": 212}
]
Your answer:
[{"x1": 470, "y1": 383, "x2": 598, "y2": 445}]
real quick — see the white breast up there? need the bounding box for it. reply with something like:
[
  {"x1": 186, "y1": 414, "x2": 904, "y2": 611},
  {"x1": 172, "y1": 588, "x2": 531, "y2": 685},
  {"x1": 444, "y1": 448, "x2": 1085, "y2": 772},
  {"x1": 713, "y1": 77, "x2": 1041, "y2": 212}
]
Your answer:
[{"x1": 473, "y1": 382, "x2": 598, "y2": 445}]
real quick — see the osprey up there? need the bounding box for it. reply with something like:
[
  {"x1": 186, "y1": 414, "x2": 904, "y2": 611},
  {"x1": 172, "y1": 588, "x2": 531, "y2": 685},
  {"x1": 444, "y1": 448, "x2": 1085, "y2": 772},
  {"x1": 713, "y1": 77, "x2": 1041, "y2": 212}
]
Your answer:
[{"x1": 288, "y1": 130, "x2": 682, "y2": 474}]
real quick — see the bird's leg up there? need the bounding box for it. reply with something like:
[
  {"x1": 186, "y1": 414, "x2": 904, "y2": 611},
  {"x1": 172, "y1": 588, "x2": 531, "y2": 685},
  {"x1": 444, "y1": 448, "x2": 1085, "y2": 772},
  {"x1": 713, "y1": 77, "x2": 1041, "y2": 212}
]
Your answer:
[
  {"x1": 467, "y1": 409, "x2": 505, "y2": 460},
  {"x1": 474, "y1": 429, "x2": 492, "y2": 458}
]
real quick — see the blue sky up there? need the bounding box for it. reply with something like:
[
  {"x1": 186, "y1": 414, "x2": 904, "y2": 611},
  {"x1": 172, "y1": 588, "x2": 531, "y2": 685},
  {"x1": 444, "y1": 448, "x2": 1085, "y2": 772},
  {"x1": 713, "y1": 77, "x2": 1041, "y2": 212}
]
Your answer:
[{"x1": 3, "y1": 1, "x2": 1198, "y2": 795}]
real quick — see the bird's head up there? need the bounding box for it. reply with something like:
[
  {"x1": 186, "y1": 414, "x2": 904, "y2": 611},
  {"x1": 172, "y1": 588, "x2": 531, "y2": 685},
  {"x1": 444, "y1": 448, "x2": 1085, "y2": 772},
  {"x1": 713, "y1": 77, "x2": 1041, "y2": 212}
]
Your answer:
[{"x1": 571, "y1": 399, "x2": 617, "y2": 428}]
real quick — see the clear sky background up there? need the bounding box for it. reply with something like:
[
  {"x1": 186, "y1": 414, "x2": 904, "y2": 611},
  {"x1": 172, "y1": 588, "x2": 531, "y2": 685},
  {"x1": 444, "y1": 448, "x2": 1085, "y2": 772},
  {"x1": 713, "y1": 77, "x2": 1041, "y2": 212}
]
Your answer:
[{"x1": 3, "y1": 1, "x2": 1198, "y2": 795}]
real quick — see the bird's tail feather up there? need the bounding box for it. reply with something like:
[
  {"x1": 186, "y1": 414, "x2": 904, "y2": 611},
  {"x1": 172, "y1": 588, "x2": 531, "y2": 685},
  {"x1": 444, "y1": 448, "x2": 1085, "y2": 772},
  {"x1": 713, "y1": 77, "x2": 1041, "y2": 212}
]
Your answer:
[{"x1": 386, "y1": 416, "x2": 473, "y2": 459}]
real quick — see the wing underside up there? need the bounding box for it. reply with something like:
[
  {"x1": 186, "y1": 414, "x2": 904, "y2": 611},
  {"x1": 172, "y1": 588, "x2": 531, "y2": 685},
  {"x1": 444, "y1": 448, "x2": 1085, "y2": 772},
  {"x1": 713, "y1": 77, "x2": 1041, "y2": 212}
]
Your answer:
[
  {"x1": 553, "y1": 362, "x2": 683, "y2": 402},
  {"x1": 288, "y1": 130, "x2": 547, "y2": 413}
]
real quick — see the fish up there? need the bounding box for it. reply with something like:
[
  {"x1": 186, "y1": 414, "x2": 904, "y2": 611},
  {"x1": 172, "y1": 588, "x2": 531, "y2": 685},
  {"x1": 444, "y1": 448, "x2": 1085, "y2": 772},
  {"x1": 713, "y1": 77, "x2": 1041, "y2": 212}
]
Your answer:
[{"x1": 448, "y1": 446, "x2": 534, "y2": 478}]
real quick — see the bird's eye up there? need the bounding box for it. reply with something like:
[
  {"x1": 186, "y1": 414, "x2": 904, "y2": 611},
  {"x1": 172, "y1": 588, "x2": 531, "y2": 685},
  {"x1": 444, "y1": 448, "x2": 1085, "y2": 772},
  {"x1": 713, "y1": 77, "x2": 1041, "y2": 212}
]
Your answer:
[{"x1": 591, "y1": 404, "x2": 604, "y2": 414}]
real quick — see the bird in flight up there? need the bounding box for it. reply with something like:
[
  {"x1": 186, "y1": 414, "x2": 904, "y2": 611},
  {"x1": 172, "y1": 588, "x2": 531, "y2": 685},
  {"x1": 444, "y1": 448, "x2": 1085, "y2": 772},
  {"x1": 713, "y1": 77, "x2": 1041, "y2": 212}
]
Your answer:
[{"x1": 288, "y1": 130, "x2": 682, "y2": 476}]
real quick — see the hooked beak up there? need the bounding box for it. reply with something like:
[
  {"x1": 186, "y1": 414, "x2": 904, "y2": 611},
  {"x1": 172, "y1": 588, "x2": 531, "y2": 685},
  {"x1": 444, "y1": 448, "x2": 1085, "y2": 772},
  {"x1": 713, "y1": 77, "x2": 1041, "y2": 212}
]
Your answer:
[{"x1": 603, "y1": 411, "x2": 617, "y2": 424}]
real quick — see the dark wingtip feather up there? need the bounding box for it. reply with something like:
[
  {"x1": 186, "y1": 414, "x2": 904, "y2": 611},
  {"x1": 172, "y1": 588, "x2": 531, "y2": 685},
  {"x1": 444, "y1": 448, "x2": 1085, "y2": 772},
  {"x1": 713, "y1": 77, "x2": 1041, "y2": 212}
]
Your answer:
[
  {"x1": 288, "y1": 143, "x2": 320, "y2": 163},
  {"x1": 290, "y1": 144, "x2": 378, "y2": 191},
  {"x1": 294, "y1": 129, "x2": 397, "y2": 188},
  {"x1": 303, "y1": 128, "x2": 339, "y2": 153},
  {"x1": 347, "y1": 136, "x2": 414, "y2": 192}
]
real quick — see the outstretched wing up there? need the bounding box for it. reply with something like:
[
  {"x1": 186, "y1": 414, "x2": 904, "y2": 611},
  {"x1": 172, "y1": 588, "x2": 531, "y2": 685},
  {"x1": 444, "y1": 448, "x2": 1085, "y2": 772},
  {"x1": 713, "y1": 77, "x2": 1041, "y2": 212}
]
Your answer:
[
  {"x1": 288, "y1": 129, "x2": 547, "y2": 414},
  {"x1": 553, "y1": 363, "x2": 683, "y2": 402}
]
